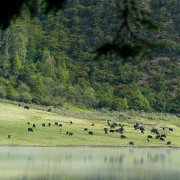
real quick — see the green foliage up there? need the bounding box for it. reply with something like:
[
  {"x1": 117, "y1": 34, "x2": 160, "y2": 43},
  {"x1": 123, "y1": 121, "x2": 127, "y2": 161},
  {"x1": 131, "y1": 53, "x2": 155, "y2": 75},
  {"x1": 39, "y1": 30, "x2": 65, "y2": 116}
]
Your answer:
[
  {"x1": 19, "y1": 92, "x2": 32, "y2": 103},
  {"x1": 0, "y1": 0, "x2": 179, "y2": 113},
  {"x1": 130, "y1": 89, "x2": 152, "y2": 112}
]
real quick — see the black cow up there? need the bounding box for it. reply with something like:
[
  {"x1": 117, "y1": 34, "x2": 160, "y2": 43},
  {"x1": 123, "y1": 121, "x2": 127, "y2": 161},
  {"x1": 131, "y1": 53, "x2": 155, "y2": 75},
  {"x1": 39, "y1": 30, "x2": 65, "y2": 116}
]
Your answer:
[
  {"x1": 110, "y1": 130, "x2": 115, "y2": 133},
  {"x1": 8, "y1": 135, "x2": 11, "y2": 139},
  {"x1": 156, "y1": 131, "x2": 160, "y2": 135},
  {"x1": 69, "y1": 132, "x2": 73, "y2": 136},
  {"x1": 161, "y1": 134, "x2": 166, "y2": 138},
  {"x1": 84, "y1": 128, "x2": 88, "y2": 131},
  {"x1": 48, "y1": 123, "x2": 51, "y2": 126},
  {"x1": 139, "y1": 126, "x2": 145, "y2": 131},
  {"x1": 134, "y1": 123, "x2": 139, "y2": 130},
  {"x1": 120, "y1": 135, "x2": 126, "y2": 139},
  {"x1": 27, "y1": 122, "x2": 30, "y2": 125},
  {"x1": 169, "y1": 128, "x2": 173, "y2": 131},
  {"x1": 167, "y1": 141, "x2": 171, "y2": 145},
  {"x1": 89, "y1": 131, "x2": 93, "y2": 135},
  {"x1": 28, "y1": 127, "x2": 33, "y2": 132},
  {"x1": 129, "y1": 142, "x2": 134, "y2": 145},
  {"x1": 42, "y1": 123, "x2": 45, "y2": 127},
  {"x1": 134, "y1": 124, "x2": 139, "y2": 130},
  {"x1": 141, "y1": 130, "x2": 144, "y2": 134},
  {"x1": 147, "y1": 135, "x2": 153, "y2": 139},
  {"x1": 24, "y1": 106, "x2": 29, "y2": 110},
  {"x1": 156, "y1": 135, "x2": 161, "y2": 139},
  {"x1": 70, "y1": 121, "x2": 73, "y2": 124},
  {"x1": 59, "y1": 124, "x2": 62, "y2": 127},
  {"x1": 110, "y1": 124, "x2": 115, "y2": 129},
  {"x1": 32, "y1": 124, "x2": 36, "y2": 128},
  {"x1": 66, "y1": 131, "x2": 69, "y2": 134},
  {"x1": 160, "y1": 137, "x2": 165, "y2": 141},
  {"x1": 55, "y1": 122, "x2": 58, "y2": 126},
  {"x1": 151, "y1": 128, "x2": 158, "y2": 134}
]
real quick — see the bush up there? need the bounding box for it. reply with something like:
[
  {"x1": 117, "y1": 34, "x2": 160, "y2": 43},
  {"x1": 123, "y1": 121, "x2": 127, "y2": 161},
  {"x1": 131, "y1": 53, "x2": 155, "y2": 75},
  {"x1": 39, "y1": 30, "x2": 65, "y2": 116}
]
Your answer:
[
  {"x1": 0, "y1": 85, "x2": 7, "y2": 98},
  {"x1": 19, "y1": 92, "x2": 32, "y2": 103},
  {"x1": 7, "y1": 84, "x2": 19, "y2": 101}
]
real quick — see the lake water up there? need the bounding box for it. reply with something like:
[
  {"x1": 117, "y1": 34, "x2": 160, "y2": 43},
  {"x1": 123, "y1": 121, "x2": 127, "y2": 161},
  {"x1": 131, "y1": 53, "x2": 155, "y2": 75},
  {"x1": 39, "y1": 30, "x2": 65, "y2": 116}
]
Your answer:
[{"x1": 0, "y1": 147, "x2": 179, "y2": 180}]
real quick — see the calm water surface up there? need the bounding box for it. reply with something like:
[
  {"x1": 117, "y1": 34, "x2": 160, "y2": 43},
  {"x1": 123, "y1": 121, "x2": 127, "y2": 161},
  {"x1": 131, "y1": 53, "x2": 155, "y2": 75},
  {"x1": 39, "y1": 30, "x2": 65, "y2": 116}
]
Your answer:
[{"x1": 0, "y1": 147, "x2": 179, "y2": 180}]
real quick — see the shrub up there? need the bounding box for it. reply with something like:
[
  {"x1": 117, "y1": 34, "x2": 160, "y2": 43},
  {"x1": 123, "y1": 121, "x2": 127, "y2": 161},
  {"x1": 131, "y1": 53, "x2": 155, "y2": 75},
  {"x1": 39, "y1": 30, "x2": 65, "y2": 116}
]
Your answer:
[{"x1": 19, "y1": 92, "x2": 32, "y2": 103}]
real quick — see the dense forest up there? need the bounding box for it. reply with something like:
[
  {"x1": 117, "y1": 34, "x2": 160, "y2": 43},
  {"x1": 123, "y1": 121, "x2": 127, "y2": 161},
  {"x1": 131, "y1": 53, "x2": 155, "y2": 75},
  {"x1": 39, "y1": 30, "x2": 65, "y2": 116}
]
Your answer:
[{"x1": 0, "y1": 0, "x2": 179, "y2": 113}]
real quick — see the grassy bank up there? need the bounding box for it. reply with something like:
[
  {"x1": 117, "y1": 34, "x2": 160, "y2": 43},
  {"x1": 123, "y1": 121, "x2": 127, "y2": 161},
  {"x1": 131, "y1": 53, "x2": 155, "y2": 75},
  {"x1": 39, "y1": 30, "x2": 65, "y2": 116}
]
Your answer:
[{"x1": 0, "y1": 101, "x2": 179, "y2": 147}]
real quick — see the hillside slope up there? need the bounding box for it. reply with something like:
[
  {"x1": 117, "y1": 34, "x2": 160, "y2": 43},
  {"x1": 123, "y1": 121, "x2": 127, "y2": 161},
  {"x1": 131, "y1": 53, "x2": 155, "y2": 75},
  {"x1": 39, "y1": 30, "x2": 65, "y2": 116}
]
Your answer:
[
  {"x1": 0, "y1": 0, "x2": 179, "y2": 113},
  {"x1": 0, "y1": 102, "x2": 179, "y2": 147}
]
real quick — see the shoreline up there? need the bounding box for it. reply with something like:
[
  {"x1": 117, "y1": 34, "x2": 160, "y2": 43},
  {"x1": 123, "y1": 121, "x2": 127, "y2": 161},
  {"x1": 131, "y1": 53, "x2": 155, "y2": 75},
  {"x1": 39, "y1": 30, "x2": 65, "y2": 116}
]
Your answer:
[{"x1": 0, "y1": 144, "x2": 180, "y2": 149}]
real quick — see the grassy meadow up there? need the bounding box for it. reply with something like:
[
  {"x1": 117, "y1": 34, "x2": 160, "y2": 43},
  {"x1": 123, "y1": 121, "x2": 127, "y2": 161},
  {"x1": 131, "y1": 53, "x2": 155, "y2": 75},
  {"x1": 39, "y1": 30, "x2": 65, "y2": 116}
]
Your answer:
[{"x1": 0, "y1": 101, "x2": 179, "y2": 147}]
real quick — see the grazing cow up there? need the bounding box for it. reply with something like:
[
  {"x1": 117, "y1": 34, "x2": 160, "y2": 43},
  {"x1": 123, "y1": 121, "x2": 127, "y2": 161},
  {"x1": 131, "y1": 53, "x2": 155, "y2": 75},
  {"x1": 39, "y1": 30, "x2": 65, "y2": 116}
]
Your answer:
[
  {"x1": 91, "y1": 123, "x2": 94, "y2": 126},
  {"x1": 139, "y1": 127, "x2": 145, "y2": 131},
  {"x1": 89, "y1": 131, "x2": 93, "y2": 135},
  {"x1": 134, "y1": 124, "x2": 139, "y2": 130},
  {"x1": 55, "y1": 122, "x2": 58, "y2": 126},
  {"x1": 147, "y1": 135, "x2": 153, "y2": 139},
  {"x1": 110, "y1": 130, "x2": 115, "y2": 133},
  {"x1": 27, "y1": 122, "x2": 30, "y2": 125},
  {"x1": 48, "y1": 108, "x2": 51, "y2": 112},
  {"x1": 8, "y1": 135, "x2": 11, "y2": 139},
  {"x1": 84, "y1": 128, "x2": 88, "y2": 131},
  {"x1": 134, "y1": 123, "x2": 139, "y2": 130},
  {"x1": 28, "y1": 127, "x2": 33, "y2": 132},
  {"x1": 161, "y1": 134, "x2": 166, "y2": 138},
  {"x1": 120, "y1": 135, "x2": 126, "y2": 139},
  {"x1": 48, "y1": 123, "x2": 51, "y2": 126},
  {"x1": 151, "y1": 128, "x2": 158, "y2": 134},
  {"x1": 69, "y1": 132, "x2": 73, "y2": 136},
  {"x1": 156, "y1": 135, "x2": 161, "y2": 139},
  {"x1": 169, "y1": 128, "x2": 173, "y2": 131},
  {"x1": 42, "y1": 123, "x2": 45, "y2": 127},
  {"x1": 24, "y1": 106, "x2": 29, "y2": 110},
  {"x1": 110, "y1": 124, "x2": 116, "y2": 129},
  {"x1": 167, "y1": 141, "x2": 171, "y2": 145},
  {"x1": 32, "y1": 124, "x2": 36, "y2": 128},
  {"x1": 160, "y1": 137, "x2": 165, "y2": 141},
  {"x1": 129, "y1": 142, "x2": 134, "y2": 145},
  {"x1": 156, "y1": 131, "x2": 160, "y2": 135},
  {"x1": 59, "y1": 124, "x2": 62, "y2": 127},
  {"x1": 70, "y1": 121, "x2": 73, "y2": 124}
]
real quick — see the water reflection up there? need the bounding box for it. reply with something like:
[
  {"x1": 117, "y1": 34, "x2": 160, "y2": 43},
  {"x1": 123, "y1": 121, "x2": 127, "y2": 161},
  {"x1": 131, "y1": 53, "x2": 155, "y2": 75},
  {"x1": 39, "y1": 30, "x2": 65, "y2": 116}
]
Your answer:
[{"x1": 0, "y1": 147, "x2": 179, "y2": 180}]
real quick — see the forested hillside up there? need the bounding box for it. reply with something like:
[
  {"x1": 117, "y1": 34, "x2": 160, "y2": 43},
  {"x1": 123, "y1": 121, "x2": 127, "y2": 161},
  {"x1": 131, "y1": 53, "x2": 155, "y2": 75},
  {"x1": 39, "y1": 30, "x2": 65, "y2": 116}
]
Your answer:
[{"x1": 0, "y1": 0, "x2": 179, "y2": 113}]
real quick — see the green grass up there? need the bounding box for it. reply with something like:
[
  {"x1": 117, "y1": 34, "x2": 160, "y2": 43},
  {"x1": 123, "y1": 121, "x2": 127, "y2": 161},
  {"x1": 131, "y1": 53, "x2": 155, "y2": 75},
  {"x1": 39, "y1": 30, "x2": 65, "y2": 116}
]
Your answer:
[{"x1": 0, "y1": 101, "x2": 179, "y2": 147}]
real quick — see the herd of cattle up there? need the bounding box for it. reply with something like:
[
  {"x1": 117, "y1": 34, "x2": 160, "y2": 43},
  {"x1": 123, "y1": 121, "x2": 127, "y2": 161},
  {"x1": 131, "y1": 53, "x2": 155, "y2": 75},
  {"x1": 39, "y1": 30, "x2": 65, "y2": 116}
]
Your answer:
[{"x1": 25, "y1": 116, "x2": 173, "y2": 146}]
